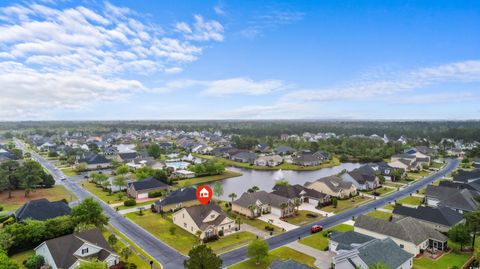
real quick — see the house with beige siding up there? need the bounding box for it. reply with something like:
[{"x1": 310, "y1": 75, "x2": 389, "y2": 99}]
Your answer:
[
  {"x1": 305, "y1": 175, "x2": 357, "y2": 199},
  {"x1": 154, "y1": 187, "x2": 199, "y2": 212},
  {"x1": 232, "y1": 191, "x2": 295, "y2": 218}
]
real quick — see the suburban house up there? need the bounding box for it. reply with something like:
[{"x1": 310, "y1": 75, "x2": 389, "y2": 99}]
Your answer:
[
  {"x1": 0, "y1": 148, "x2": 18, "y2": 162},
  {"x1": 341, "y1": 165, "x2": 380, "y2": 190},
  {"x1": 333, "y1": 237, "x2": 413, "y2": 269},
  {"x1": 453, "y1": 169, "x2": 480, "y2": 184},
  {"x1": 172, "y1": 203, "x2": 235, "y2": 239},
  {"x1": 329, "y1": 231, "x2": 375, "y2": 254},
  {"x1": 271, "y1": 184, "x2": 331, "y2": 206},
  {"x1": 254, "y1": 155, "x2": 283, "y2": 167},
  {"x1": 392, "y1": 205, "x2": 464, "y2": 233},
  {"x1": 154, "y1": 187, "x2": 199, "y2": 212},
  {"x1": 269, "y1": 259, "x2": 313, "y2": 269},
  {"x1": 77, "y1": 152, "x2": 111, "y2": 169},
  {"x1": 115, "y1": 152, "x2": 138, "y2": 163},
  {"x1": 439, "y1": 179, "x2": 480, "y2": 192},
  {"x1": 370, "y1": 161, "x2": 405, "y2": 180},
  {"x1": 170, "y1": 169, "x2": 196, "y2": 179},
  {"x1": 232, "y1": 191, "x2": 295, "y2": 218},
  {"x1": 305, "y1": 175, "x2": 357, "y2": 199},
  {"x1": 389, "y1": 153, "x2": 429, "y2": 172},
  {"x1": 127, "y1": 177, "x2": 170, "y2": 199},
  {"x1": 230, "y1": 152, "x2": 257, "y2": 164},
  {"x1": 292, "y1": 152, "x2": 323, "y2": 166},
  {"x1": 354, "y1": 215, "x2": 448, "y2": 255},
  {"x1": 35, "y1": 228, "x2": 119, "y2": 269},
  {"x1": 274, "y1": 145, "x2": 295, "y2": 155},
  {"x1": 15, "y1": 199, "x2": 71, "y2": 222},
  {"x1": 424, "y1": 185, "x2": 479, "y2": 213},
  {"x1": 255, "y1": 143, "x2": 271, "y2": 153}
]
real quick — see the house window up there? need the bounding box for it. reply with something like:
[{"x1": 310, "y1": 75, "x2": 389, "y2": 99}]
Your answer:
[
  {"x1": 191, "y1": 227, "x2": 193, "y2": 231},
  {"x1": 184, "y1": 223, "x2": 187, "y2": 228},
  {"x1": 182, "y1": 213, "x2": 184, "y2": 218},
  {"x1": 82, "y1": 248, "x2": 89, "y2": 254},
  {"x1": 399, "y1": 244, "x2": 404, "y2": 249},
  {"x1": 211, "y1": 214, "x2": 215, "y2": 219}
]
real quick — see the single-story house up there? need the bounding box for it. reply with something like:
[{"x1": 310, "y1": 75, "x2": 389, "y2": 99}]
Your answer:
[
  {"x1": 255, "y1": 143, "x2": 271, "y2": 153},
  {"x1": 170, "y1": 169, "x2": 196, "y2": 179},
  {"x1": 341, "y1": 165, "x2": 380, "y2": 190},
  {"x1": 232, "y1": 191, "x2": 295, "y2": 218},
  {"x1": 274, "y1": 145, "x2": 295, "y2": 155},
  {"x1": 172, "y1": 203, "x2": 235, "y2": 239},
  {"x1": 329, "y1": 231, "x2": 374, "y2": 254},
  {"x1": 453, "y1": 169, "x2": 480, "y2": 184},
  {"x1": 15, "y1": 198, "x2": 71, "y2": 222},
  {"x1": 269, "y1": 259, "x2": 313, "y2": 269},
  {"x1": 115, "y1": 152, "x2": 138, "y2": 163},
  {"x1": 127, "y1": 177, "x2": 170, "y2": 199},
  {"x1": 305, "y1": 175, "x2": 357, "y2": 199},
  {"x1": 292, "y1": 153, "x2": 323, "y2": 166},
  {"x1": 254, "y1": 155, "x2": 283, "y2": 167},
  {"x1": 392, "y1": 205, "x2": 464, "y2": 233},
  {"x1": 271, "y1": 184, "x2": 331, "y2": 206},
  {"x1": 354, "y1": 215, "x2": 448, "y2": 255},
  {"x1": 35, "y1": 228, "x2": 119, "y2": 269},
  {"x1": 77, "y1": 152, "x2": 111, "y2": 169},
  {"x1": 424, "y1": 185, "x2": 480, "y2": 213},
  {"x1": 154, "y1": 187, "x2": 200, "y2": 212},
  {"x1": 230, "y1": 152, "x2": 257, "y2": 164},
  {"x1": 439, "y1": 179, "x2": 480, "y2": 192},
  {"x1": 333, "y1": 237, "x2": 413, "y2": 269}
]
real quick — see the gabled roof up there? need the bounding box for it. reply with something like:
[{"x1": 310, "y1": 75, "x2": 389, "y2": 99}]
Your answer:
[
  {"x1": 155, "y1": 187, "x2": 197, "y2": 207},
  {"x1": 78, "y1": 153, "x2": 110, "y2": 165},
  {"x1": 39, "y1": 228, "x2": 116, "y2": 269},
  {"x1": 233, "y1": 191, "x2": 291, "y2": 208},
  {"x1": 439, "y1": 179, "x2": 480, "y2": 192},
  {"x1": 269, "y1": 259, "x2": 313, "y2": 269},
  {"x1": 357, "y1": 238, "x2": 413, "y2": 269},
  {"x1": 184, "y1": 203, "x2": 229, "y2": 230},
  {"x1": 118, "y1": 152, "x2": 137, "y2": 161},
  {"x1": 346, "y1": 165, "x2": 377, "y2": 184},
  {"x1": 271, "y1": 184, "x2": 328, "y2": 200},
  {"x1": 15, "y1": 198, "x2": 71, "y2": 221},
  {"x1": 355, "y1": 215, "x2": 447, "y2": 245},
  {"x1": 306, "y1": 175, "x2": 353, "y2": 193},
  {"x1": 330, "y1": 231, "x2": 374, "y2": 251},
  {"x1": 453, "y1": 169, "x2": 480, "y2": 183},
  {"x1": 128, "y1": 177, "x2": 169, "y2": 191},
  {"x1": 425, "y1": 185, "x2": 479, "y2": 212},
  {"x1": 274, "y1": 145, "x2": 295, "y2": 154},
  {"x1": 392, "y1": 205, "x2": 464, "y2": 227}
]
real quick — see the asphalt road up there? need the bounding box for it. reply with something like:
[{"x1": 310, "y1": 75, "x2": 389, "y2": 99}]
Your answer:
[
  {"x1": 15, "y1": 139, "x2": 187, "y2": 269},
  {"x1": 219, "y1": 158, "x2": 459, "y2": 267}
]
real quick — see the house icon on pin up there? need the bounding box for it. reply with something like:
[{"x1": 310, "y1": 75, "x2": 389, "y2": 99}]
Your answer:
[{"x1": 199, "y1": 187, "x2": 209, "y2": 198}]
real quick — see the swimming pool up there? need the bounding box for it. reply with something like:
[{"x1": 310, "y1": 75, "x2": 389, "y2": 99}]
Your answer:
[{"x1": 165, "y1": 161, "x2": 190, "y2": 170}]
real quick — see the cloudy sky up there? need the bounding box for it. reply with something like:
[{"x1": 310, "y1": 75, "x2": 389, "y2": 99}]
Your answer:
[{"x1": 0, "y1": 0, "x2": 479, "y2": 120}]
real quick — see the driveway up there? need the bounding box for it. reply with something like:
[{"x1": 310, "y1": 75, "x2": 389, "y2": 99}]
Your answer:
[
  {"x1": 299, "y1": 203, "x2": 335, "y2": 217},
  {"x1": 258, "y1": 214, "x2": 298, "y2": 231},
  {"x1": 287, "y1": 241, "x2": 334, "y2": 269}
]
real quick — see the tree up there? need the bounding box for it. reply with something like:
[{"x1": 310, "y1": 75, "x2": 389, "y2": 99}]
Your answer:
[
  {"x1": 332, "y1": 197, "x2": 338, "y2": 208},
  {"x1": 275, "y1": 179, "x2": 289, "y2": 186},
  {"x1": 120, "y1": 247, "x2": 133, "y2": 262},
  {"x1": 465, "y1": 211, "x2": 480, "y2": 249},
  {"x1": 113, "y1": 175, "x2": 127, "y2": 191},
  {"x1": 19, "y1": 160, "x2": 44, "y2": 197},
  {"x1": 41, "y1": 174, "x2": 55, "y2": 188},
  {"x1": 115, "y1": 165, "x2": 129, "y2": 175},
  {"x1": 0, "y1": 231, "x2": 14, "y2": 251},
  {"x1": 76, "y1": 162, "x2": 88, "y2": 172},
  {"x1": 107, "y1": 234, "x2": 117, "y2": 247},
  {"x1": 72, "y1": 197, "x2": 108, "y2": 227},
  {"x1": 448, "y1": 224, "x2": 471, "y2": 251},
  {"x1": 77, "y1": 260, "x2": 107, "y2": 269},
  {"x1": 279, "y1": 203, "x2": 288, "y2": 217},
  {"x1": 0, "y1": 250, "x2": 19, "y2": 269},
  {"x1": 147, "y1": 144, "x2": 161, "y2": 159},
  {"x1": 213, "y1": 182, "x2": 223, "y2": 199},
  {"x1": 153, "y1": 169, "x2": 170, "y2": 184},
  {"x1": 0, "y1": 160, "x2": 20, "y2": 198},
  {"x1": 248, "y1": 204, "x2": 257, "y2": 217},
  {"x1": 247, "y1": 239, "x2": 269, "y2": 265},
  {"x1": 368, "y1": 262, "x2": 390, "y2": 269},
  {"x1": 183, "y1": 244, "x2": 222, "y2": 269},
  {"x1": 293, "y1": 198, "x2": 302, "y2": 214},
  {"x1": 23, "y1": 254, "x2": 44, "y2": 269},
  {"x1": 391, "y1": 169, "x2": 403, "y2": 181},
  {"x1": 228, "y1": 193, "x2": 237, "y2": 203},
  {"x1": 247, "y1": 186, "x2": 259, "y2": 193}
]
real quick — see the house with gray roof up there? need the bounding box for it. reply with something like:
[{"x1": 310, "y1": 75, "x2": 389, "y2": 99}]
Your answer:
[
  {"x1": 341, "y1": 165, "x2": 379, "y2": 190},
  {"x1": 269, "y1": 259, "x2": 313, "y2": 269},
  {"x1": 35, "y1": 228, "x2": 119, "y2": 269},
  {"x1": 425, "y1": 184, "x2": 480, "y2": 213},
  {"x1": 305, "y1": 175, "x2": 357, "y2": 199},
  {"x1": 329, "y1": 231, "x2": 374, "y2": 253},
  {"x1": 392, "y1": 205, "x2": 464, "y2": 232},
  {"x1": 232, "y1": 191, "x2": 295, "y2": 218},
  {"x1": 333, "y1": 237, "x2": 413, "y2": 269},
  {"x1": 354, "y1": 215, "x2": 447, "y2": 255},
  {"x1": 15, "y1": 198, "x2": 71, "y2": 222},
  {"x1": 230, "y1": 151, "x2": 257, "y2": 164},
  {"x1": 453, "y1": 169, "x2": 480, "y2": 184},
  {"x1": 127, "y1": 177, "x2": 170, "y2": 199},
  {"x1": 154, "y1": 187, "x2": 199, "y2": 212},
  {"x1": 271, "y1": 184, "x2": 330, "y2": 206}
]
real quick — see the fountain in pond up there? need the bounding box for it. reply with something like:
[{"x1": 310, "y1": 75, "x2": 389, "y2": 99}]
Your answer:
[{"x1": 274, "y1": 169, "x2": 285, "y2": 181}]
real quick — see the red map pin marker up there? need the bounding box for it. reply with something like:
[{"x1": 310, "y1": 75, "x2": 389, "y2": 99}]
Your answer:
[{"x1": 196, "y1": 185, "x2": 213, "y2": 205}]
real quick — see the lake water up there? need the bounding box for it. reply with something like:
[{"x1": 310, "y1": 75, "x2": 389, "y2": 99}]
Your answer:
[{"x1": 209, "y1": 163, "x2": 361, "y2": 199}]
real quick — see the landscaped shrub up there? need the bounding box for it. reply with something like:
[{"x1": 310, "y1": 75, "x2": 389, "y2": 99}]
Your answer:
[
  {"x1": 323, "y1": 246, "x2": 329, "y2": 251},
  {"x1": 218, "y1": 230, "x2": 224, "y2": 236},
  {"x1": 124, "y1": 199, "x2": 137, "y2": 207},
  {"x1": 23, "y1": 254, "x2": 45, "y2": 269},
  {"x1": 372, "y1": 191, "x2": 380, "y2": 196},
  {"x1": 264, "y1": 225, "x2": 274, "y2": 231},
  {"x1": 202, "y1": 235, "x2": 219, "y2": 243},
  {"x1": 148, "y1": 191, "x2": 162, "y2": 198},
  {"x1": 0, "y1": 206, "x2": 3, "y2": 212},
  {"x1": 306, "y1": 213, "x2": 318, "y2": 218}
]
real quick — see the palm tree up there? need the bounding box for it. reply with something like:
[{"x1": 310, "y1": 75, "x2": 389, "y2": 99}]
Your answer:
[
  {"x1": 228, "y1": 192, "x2": 237, "y2": 203},
  {"x1": 293, "y1": 198, "x2": 302, "y2": 215},
  {"x1": 235, "y1": 216, "x2": 242, "y2": 230},
  {"x1": 248, "y1": 204, "x2": 258, "y2": 217},
  {"x1": 195, "y1": 230, "x2": 203, "y2": 244},
  {"x1": 279, "y1": 203, "x2": 288, "y2": 218}
]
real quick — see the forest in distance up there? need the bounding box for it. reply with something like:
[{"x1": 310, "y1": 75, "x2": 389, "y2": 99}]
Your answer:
[{"x1": 1, "y1": 120, "x2": 480, "y2": 142}]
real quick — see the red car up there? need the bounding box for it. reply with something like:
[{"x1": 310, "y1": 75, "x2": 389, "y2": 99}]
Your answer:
[{"x1": 310, "y1": 225, "x2": 323, "y2": 233}]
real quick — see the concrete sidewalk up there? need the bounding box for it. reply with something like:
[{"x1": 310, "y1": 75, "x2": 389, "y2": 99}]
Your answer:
[
  {"x1": 287, "y1": 241, "x2": 334, "y2": 269},
  {"x1": 258, "y1": 214, "x2": 298, "y2": 231}
]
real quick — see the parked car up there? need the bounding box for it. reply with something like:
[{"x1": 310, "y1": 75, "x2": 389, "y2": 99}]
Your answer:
[{"x1": 311, "y1": 225, "x2": 323, "y2": 233}]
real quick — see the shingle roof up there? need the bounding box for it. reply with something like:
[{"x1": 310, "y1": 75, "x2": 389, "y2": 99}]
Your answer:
[
  {"x1": 78, "y1": 153, "x2": 110, "y2": 165},
  {"x1": 354, "y1": 215, "x2": 447, "y2": 245},
  {"x1": 118, "y1": 152, "x2": 137, "y2": 161},
  {"x1": 128, "y1": 177, "x2": 169, "y2": 191},
  {"x1": 184, "y1": 203, "x2": 229, "y2": 230},
  {"x1": 357, "y1": 238, "x2": 413, "y2": 269},
  {"x1": 425, "y1": 185, "x2": 479, "y2": 212},
  {"x1": 233, "y1": 191, "x2": 291, "y2": 208},
  {"x1": 269, "y1": 259, "x2": 313, "y2": 269},
  {"x1": 347, "y1": 165, "x2": 377, "y2": 184},
  {"x1": 271, "y1": 184, "x2": 328, "y2": 200},
  {"x1": 330, "y1": 231, "x2": 374, "y2": 251},
  {"x1": 392, "y1": 205, "x2": 464, "y2": 227},
  {"x1": 155, "y1": 187, "x2": 197, "y2": 207},
  {"x1": 453, "y1": 169, "x2": 480, "y2": 183},
  {"x1": 41, "y1": 228, "x2": 115, "y2": 269},
  {"x1": 306, "y1": 175, "x2": 353, "y2": 193},
  {"x1": 15, "y1": 199, "x2": 71, "y2": 221}
]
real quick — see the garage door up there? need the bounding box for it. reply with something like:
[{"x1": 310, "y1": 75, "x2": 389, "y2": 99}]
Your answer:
[
  {"x1": 270, "y1": 207, "x2": 281, "y2": 217},
  {"x1": 137, "y1": 193, "x2": 148, "y2": 199},
  {"x1": 309, "y1": 199, "x2": 318, "y2": 206}
]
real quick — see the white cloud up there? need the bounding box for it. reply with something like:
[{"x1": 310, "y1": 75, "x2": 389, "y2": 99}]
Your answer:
[
  {"x1": 176, "y1": 15, "x2": 224, "y2": 42},
  {"x1": 165, "y1": 77, "x2": 286, "y2": 96},
  {"x1": 241, "y1": 8, "x2": 304, "y2": 38},
  {"x1": 392, "y1": 91, "x2": 478, "y2": 104},
  {"x1": 214, "y1": 5, "x2": 225, "y2": 16}
]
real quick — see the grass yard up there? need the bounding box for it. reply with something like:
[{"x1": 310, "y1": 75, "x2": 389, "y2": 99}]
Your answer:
[
  {"x1": 229, "y1": 246, "x2": 318, "y2": 269},
  {"x1": 220, "y1": 203, "x2": 284, "y2": 234},
  {"x1": 283, "y1": 210, "x2": 323, "y2": 226},
  {"x1": 407, "y1": 170, "x2": 430, "y2": 180},
  {"x1": 193, "y1": 153, "x2": 340, "y2": 171},
  {"x1": 382, "y1": 204, "x2": 395, "y2": 211},
  {"x1": 0, "y1": 185, "x2": 76, "y2": 212},
  {"x1": 431, "y1": 162, "x2": 444, "y2": 169},
  {"x1": 366, "y1": 210, "x2": 392, "y2": 220},
  {"x1": 413, "y1": 251, "x2": 471, "y2": 269},
  {"x1": 114, "y1": 200, "x2": 157, "y2": 211},
  {"x1": 10, "y1": 250, "x2": 35, "y2": 269},
  {"x1": 81, "y1": 180, "x2": 127, "y2": 204},
  {"x1": 361, "y1": 187, "x2": 394, "y2": 197},
  {"x1": 298, "y1": 224, "x2": 353, "y2": 251},
  {"x1": 383, "y1": 182, "x2": 405, "y2": 188},
  {"x1": 207, "y1": 231, "x2": 257, "y2": 254},
  {"x1": 321, "y1": 196, "x2": 372, "y2": 213},
  {"x1": 397, "y1": 195, "x2": 424, "y2": 206},
  {"x1": 175, "y1": 170, "x2": 242, "y2": 187},
  {"x1": 60, "y1": 167, "x2": 79, "y2": 176}
]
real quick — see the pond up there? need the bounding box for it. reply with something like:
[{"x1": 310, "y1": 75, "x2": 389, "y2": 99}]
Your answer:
[{"x1": 208, "y1": 162, "x2": 362, "y2": 200}]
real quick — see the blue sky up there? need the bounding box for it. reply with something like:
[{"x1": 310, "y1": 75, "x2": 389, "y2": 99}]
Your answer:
[{"x1": 0, "y1": 0, "x2": 479, "y2": 120}]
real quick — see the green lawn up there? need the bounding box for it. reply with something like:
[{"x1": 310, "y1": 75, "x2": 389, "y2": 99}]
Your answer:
[
  {"x1": 60, "y1": 167, "x2": 79, "y2": 176},
  {"x1": 407, "y1": 170, "x2": 430, "y2": 180},
  {"x1": 361, "y1": 187, "x2": 394, "y2": 197},
  {"x1": 220, "y1": 203, "x2": 283, "y2": 234},
  {"x1": 382, "y1": 204, "x2": 395, "y2": 211},
  {"x1": 10, "y1": 250, "x2": 34, "y2": 269},
  {"x1": 175, "y1": 170, "x2": 242, "y2": 187},
  {"x1": 229, "y1": 246, "x2": 318, "y2": 269},
  {"x1": 207, "y1": 231, "x2": 257, "y2": 254},
  {"x1": 397, "y1": 196, "x2": 424, "y2": 206},
  {"x1": 81, "y1": 180, "x2": 127, "y2": 204},
  {"x1": 283, "y1": 210, "x2": 323, "y2": 226},
  {"x1": 413, "y1": 251, "x2": 471, "y2": 269},
  {"x1": 321, "y1": 196, "x2": 372, "y2": 213},
  {"x1": 366, "y1": 210, "x2": 392, "y2": 220},
  {"x1": 114, "y1": 200, "x2": 158, "y2": 211},
  {"x1": 431, "y1": 162, "x2": 444, "y2": 169},
  {"x1": 0, "y1": 185, "x2": 77, "y2": 212},
  {"x1": 298, "y1": 224, "x2": 353, "y2": 251},
  {"x1": 193, "y1": 153, "x2": 340, "y2": 171}
]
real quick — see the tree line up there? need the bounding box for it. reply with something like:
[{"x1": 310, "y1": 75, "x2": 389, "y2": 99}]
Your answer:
[{"x1": 0, "y1": 160, "x2": 55, "y2": 198}]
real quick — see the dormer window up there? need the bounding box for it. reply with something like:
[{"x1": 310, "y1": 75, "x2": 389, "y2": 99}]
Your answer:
[
  {"x1": 81, "y1": 248, "x2": 89, "y2": 254},
  {"x1": 210, "y1": 214, "x2": 215, "y2": 219}
]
